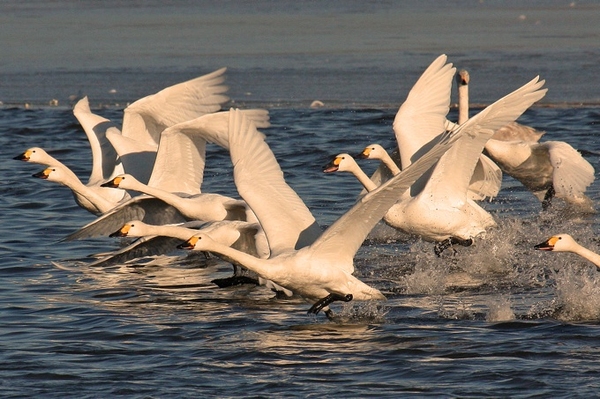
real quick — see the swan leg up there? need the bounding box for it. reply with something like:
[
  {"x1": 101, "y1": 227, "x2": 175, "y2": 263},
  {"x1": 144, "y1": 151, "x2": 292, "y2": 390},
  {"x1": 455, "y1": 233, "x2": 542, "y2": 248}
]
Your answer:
[
  {"x1": 434, "y1": 237, "x2": 474, "y2": 257},
  {"x1": 541, "y1": 186, "x2": 555, "y2": 211},
  {"x1": 307, "y1": 293, "x2": 353, "y2": 316}
]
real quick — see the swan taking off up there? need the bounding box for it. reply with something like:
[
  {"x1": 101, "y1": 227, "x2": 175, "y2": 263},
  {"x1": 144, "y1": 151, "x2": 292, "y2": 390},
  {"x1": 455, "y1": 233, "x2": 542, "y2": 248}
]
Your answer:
[
  {"x1": 456, "y1": 69, "x2": 595, "y2": 212},
  {"x1": 63, "y1": 109, "x2": 270, "y2": 242},
  {"x1": 327, "y1": 55, "x2": 547, "y2": 256},
  {"x1": 179, "y1": 109, "x2": 459, "y2": 319}
]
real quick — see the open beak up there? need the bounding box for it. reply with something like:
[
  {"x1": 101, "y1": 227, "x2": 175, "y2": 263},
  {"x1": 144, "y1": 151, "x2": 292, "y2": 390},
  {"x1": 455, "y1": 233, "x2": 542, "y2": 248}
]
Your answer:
[
  {"x1": 323, "y1": 157, "x2": 341, "y2": 173},
  {"x1": 534, "y1": 239, "x2": 554, "y2": 251}
]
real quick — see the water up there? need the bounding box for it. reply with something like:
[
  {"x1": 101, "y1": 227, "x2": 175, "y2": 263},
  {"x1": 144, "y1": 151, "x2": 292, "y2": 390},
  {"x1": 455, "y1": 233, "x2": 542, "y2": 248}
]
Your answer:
[{"x1": 2, "y1": 1, "x2": 600, "y2": 398}]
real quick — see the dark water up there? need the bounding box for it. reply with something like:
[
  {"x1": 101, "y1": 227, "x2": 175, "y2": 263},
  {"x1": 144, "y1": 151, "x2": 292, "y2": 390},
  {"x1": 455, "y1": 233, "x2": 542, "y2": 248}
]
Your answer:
[{"x1": 3, "y1": 1, "x2": 600, "y2": 398}]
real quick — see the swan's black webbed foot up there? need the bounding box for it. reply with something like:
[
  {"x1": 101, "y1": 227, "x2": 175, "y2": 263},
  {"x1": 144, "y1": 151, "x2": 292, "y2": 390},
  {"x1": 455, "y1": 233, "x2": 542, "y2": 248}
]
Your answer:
[
  {"x1": 307, "y1": 293, "x2": 353, "y2": 316},
  {"x1": 434, "y1": 237, "x2": 474, "y2": 257},
  {"x1": 211, "y1": 275, "x2": 260, "y2": 288},
  {"x1": 541, "y1": 186, "x2": 555, "y2": 211}
]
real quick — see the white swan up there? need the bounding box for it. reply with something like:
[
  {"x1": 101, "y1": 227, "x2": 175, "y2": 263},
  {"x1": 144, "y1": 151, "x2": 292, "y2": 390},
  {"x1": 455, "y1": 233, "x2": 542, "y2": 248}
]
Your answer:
[
  {"x1": 177, "y1": 109, "x2": 461, "y2": 319},
  {"x1": 63, "y1": 109, "x2": 271, "y2": 241},
  {"x1": 456, "y1": 69, "x2": 595, "y2": 211},
  {"x1": 358, "y1": 55, "x2": 502, "y2": 202},
  {"x1": 326, "y1": 60, "x2": 547, "y2": 255},
  {"x1": 14, "y1": 97, "x2": 129, "y2": 214},
  {"x1": 104, "y1": 67, "x2": 231, "y2": 184},
  {"x1": 535, "y1": 234, "x2": 600, "y2": 270}
]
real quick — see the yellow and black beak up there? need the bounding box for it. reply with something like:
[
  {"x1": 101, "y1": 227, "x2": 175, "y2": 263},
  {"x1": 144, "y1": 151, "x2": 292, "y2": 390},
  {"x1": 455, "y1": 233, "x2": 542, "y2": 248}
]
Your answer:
[
  {"x1": 177, "y1": 236, "x2": 199, "y2": 250},
  {"x1": 32, "y1": 168, "x2": 51, "y2": 179},
  {"x1": 101, "y1": 176, "x2": 124, "y2": 188},
  {"x1": 357, "y1": 147, "x2": 371, "y2": 159},
  {"x1": 109, "y1": 223, "x2": 131, "y2": 238},
  {"x1": 323, "y1": 156, "x2": 342, "y2": 173},
  {"x1": 14, "y1": 150, "x2": 31, "y2": 161},
  {"x1": 534, "y1": 236, "x2": 559, "y2": 251}
]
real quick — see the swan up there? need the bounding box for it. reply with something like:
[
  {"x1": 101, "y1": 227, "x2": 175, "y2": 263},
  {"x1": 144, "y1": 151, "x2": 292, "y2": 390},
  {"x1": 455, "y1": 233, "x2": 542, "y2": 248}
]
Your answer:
[
  {"x1": 357, "y1": 55, "x2": 502, "y2": 202},
  {"x1": 104, "y1": 67, "x2": 231, "y2": 184},
  {"x1": 327, "y1": 60, "x2": 547, "y2": 255},
  {"x1": 178, "y1": 109, "x2": 460, "y2": 318},
  {"x1": 534, "y1": 234, "x2": 600, "y2": 270},
  {"x1": 63, "y1": 109, "x2": 271, "y2": 241},
  {"x1": 455, "y1": 69, "x2": 595, "y2": 211},
  {"x1": 14, "y1": 97, "x2": 129, "y2": 214}
]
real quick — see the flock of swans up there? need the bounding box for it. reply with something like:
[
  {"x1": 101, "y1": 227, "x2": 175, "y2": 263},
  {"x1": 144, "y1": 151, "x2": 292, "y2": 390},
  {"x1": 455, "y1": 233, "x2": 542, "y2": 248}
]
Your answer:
[{"x1": 14, "y1": 55, "x2": 599, "y2": 319}]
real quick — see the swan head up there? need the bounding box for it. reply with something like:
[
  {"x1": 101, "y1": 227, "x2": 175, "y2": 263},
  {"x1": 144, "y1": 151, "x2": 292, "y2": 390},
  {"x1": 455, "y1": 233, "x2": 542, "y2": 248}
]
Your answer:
[
  {"x1": 323, "y1": 153, "x2": 357, "y2": 173},
  {"x1": 456, "y1": 69, "x2": 470, "y2": 86},
  {"x1": 358, "y1": 144, "x2": 387, "y2": 160},
  {"x1": 14, "y1": 147, "x2": 48, "y2": 163},
  {"x1": 32, "y1": 166, "x2": 66, "y2": 182},
  {"x1": 534, "y1": 234, "x2": 576, "y2": 252},
  {"x1": 101, "y1": 174, "x2": 136, "y2": 189}
]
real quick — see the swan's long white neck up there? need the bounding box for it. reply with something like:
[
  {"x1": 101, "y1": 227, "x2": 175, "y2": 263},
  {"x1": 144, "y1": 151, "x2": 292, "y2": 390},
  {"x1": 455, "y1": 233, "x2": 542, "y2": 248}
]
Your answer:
[
  {"x1": 570, "y1": 242, "x2": 600, "y2": 269},
  {"x1": 344, "y1": 159, "x2": 378, "y2": 192},
  {"x1": 126, "y1": 177, "x2": 183, "y2": 208},
  {"x1": 457, "y1": 82, "x2": 469, "y2": 125},
  {"x1": 203, "y1": 238, "x2": 282, "y2": 281},
  {"x1": 56, "y1": 167, "x2": 115, "y2": 214},
  {"x1": 141, "y1": 224, "x2": 197, "y2": 241},
  {"x1": 379, "y1": 152, "x2": 401, "y2": 175}
]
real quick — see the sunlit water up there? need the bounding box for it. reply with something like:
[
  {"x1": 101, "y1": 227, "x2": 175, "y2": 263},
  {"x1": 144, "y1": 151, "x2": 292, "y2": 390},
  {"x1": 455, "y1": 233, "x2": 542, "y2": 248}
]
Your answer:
[{"x1": 3, "y1": 1, "x2": 600, "y2": 398}]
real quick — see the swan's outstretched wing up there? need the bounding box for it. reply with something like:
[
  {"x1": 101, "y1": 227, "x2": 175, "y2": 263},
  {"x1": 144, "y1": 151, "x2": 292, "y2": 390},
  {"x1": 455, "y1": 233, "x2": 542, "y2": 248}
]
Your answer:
[
  {"x1": 422, "y1": 76, "x2": 547, "y2": 204},
  {"x1": 121, "y1": 67, "x2": 229, "y2": 148},
  {"x1": 546, "y1": 141, "x2": 595, "y2": 198},
  {"x1": 63, "y1": 195, "x2": 188, "y2": 241},
  {"x1": 146, "y1": 109, "x2": 271, "y2": 194},
  {"x1": 467, "y1": 154, "x2": 502, "y2": 201},
  {"x1": 310, "y1": 130, "x2": 458, "y2": 272},
  {"x1": 393, "y1": 54, "x2": 456, "y2": 168},
  {"x1": 228, "y1": 109, "x2": 322, "y2": 255},
  {"x1": 106, "y1": 127, "x2": 157, "y2": 184},
  {"x1": 72, "y1": 96, "x2": 123, "y2": 184}
]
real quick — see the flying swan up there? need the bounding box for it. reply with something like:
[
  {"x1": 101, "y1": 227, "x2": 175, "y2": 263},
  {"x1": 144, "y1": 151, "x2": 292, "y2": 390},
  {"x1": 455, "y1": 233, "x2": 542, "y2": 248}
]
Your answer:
[
  {"x1": 178, "y1": 109, "x2": 461, "y2": 318},
  {"x1": 326, "y1": 58, "x2": 547, "y2": 255},
  {"x1": 455, "y1": 69, "x2": 595, "y2": 211},
  {"x1": 63, "y1": 109, "x2": 271, "y2": 241}
]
